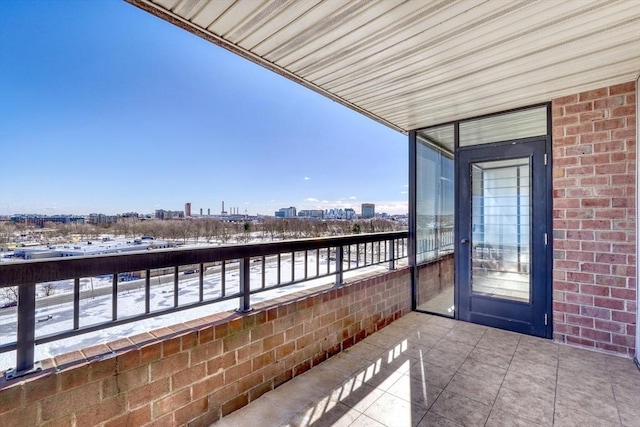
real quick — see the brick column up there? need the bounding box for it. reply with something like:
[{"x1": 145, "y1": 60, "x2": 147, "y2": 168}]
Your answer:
[{"x1": 552, "y1": 81, "x2": 637, "y2": 356}]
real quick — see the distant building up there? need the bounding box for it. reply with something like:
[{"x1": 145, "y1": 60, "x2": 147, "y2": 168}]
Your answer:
[
  {"x1": 185, "y1": 202, "x2": 192, "y2": 217},
  {"x1": 361, "y1": 203, "x2": 375, "y2": 219},
  {"x1": 120, "y1": 212, "x2": 140, "y2": 219},
  {"x1": 298, "y1": 210, "x2": 324, "y2": 219},
  {"x1": 10, "y1": 214, "x2": 85, "y2": 227},
  {"x1": 275, "y1": 207, "x2": 297, "y2": 218},
  {"x1": 344, "y1": 208, "x2": 356, "y2": 220},
  {"x1": 155, "y1": 209, "x2": 184, "y2": 220},
  {"x1": 88, "y1": 213, "x2": 117, "y2": 225}
]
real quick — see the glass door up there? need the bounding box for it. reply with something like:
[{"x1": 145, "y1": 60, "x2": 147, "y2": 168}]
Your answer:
[{"x1": 456, "y1": 139, "x2": 550, "y2": 337}]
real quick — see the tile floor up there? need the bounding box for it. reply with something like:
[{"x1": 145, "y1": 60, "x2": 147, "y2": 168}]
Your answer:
[{"x1": 212, "y1": 313, "x2": 640, "y2": 427}]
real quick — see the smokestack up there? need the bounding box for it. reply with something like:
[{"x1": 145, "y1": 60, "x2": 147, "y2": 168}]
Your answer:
[{"x1": 208, "y1": 208, "x2": 210, "y2": 215}]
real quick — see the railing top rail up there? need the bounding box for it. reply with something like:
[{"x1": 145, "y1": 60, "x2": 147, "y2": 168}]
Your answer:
[{"x1": 0, "y1": 231, "x2": 407, "y2": 286}]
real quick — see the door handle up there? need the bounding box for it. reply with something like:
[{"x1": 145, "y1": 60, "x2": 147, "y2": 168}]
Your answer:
[{"x1": 460, "y1": 238, "x2": 470, "y2": 244}]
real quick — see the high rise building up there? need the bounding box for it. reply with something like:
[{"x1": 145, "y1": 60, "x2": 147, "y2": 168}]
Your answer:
[
  {"x1": 275, "y1": 207, "x2": 297, "y2": 218},
  {"x1": 361, "y1": 203, "x2": 375, "y2": 219},
  {"x1": 185, "y1": 202, "x2": 192, "y2": 217}
]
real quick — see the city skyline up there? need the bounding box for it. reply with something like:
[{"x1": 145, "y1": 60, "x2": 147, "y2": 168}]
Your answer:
[
  {"x1": 0, "y1": 1, "x2": 408, "y2": 217},
  {"x1": 3, "y1": 201, "x2": 402, "y2": 219}
]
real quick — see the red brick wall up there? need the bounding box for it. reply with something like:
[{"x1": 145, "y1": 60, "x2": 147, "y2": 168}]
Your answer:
[
  {"x1": 0, "y1": 268, "x2": 411, "y2": 427},
  {"x1": 552, "y1": 81, "x2": 637, "y2": 356}
]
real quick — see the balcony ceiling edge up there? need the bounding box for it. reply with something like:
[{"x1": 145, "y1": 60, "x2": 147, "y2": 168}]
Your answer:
[{"x1": 124, "y1": 0, "x2": 640, "y2": 132}]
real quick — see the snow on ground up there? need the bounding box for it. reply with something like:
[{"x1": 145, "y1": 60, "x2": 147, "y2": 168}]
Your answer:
[{"x1": 0, "y1": 254, "x2": 386, "y2": 372}]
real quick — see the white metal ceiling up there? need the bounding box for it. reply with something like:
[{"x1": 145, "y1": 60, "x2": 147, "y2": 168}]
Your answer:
[{"x1": 127, "y1": 0, "x2": 640, "y2": 133}]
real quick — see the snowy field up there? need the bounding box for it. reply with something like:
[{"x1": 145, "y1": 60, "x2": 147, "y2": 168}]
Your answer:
[{"x1": 0, "y1": 253, "x2": 388, "y2": 372}]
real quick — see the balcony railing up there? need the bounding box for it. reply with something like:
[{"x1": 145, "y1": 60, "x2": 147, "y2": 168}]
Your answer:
[{"x1": 0, "y1": 231, "x2": 407, "y2": 379}]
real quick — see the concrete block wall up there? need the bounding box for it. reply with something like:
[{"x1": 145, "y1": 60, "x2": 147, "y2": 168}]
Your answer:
[
  {"x1": 552, "y1": 81, "x2": 637, "y2": 356},
  {"x1": 0, "y1": 267, "x2": 411, "y2": 426}
]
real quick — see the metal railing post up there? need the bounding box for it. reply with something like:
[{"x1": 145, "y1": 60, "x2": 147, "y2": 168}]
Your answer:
[
  {"x1": 6, "y1": 284, "x2": 41, "y2": 379},
  {"x1": 237, "y1": 257, "x2": 252, "y2": 312},
  {"x1": 389, "y1": 238, "x2": 396, "y2": 270},
  {"x1": 335, "y1": 245, "x2": 344, "y2": 285}
]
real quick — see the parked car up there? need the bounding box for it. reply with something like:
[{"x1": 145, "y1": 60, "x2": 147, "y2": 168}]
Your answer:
[{"x1": 2, "y1": 301, "x2": 17, "y2": 308}]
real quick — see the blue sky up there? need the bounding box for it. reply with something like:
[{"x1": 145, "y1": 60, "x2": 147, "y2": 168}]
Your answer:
[{"x1": 0, "y1": 0, "x2": 407, "y2": 216}]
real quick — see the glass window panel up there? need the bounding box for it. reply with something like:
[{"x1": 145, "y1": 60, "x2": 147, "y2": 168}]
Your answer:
[
  {"x1": 415, "y1": 126, "x2": 455, "y2": 316},
  {"x1": 417, "y1": 125, "x2": 455, "y2": 154},
  {"x1": 471, "y1": 158, "x2": 531, "y2": 302},
  {"x1": 460, "y1": 106, "x2": 546, "y2": 147}
]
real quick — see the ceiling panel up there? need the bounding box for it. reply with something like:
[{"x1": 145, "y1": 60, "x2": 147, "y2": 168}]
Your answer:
[{"x1": 126, "y1": 0, "x2": 640, "y2": 133}]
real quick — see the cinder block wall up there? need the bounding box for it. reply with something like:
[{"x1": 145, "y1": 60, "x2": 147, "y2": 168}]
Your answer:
[
  {"x1": 0, "y1": 267, "x2": 411, "y2": 427},
  {"x1": 552, "y1": 81, "x2": 637, "y2": 356}
]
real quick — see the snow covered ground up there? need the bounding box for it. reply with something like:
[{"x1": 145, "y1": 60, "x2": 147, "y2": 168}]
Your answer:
[{"x1": 0, "y1": 253, "x2": 388, "y2": 372}]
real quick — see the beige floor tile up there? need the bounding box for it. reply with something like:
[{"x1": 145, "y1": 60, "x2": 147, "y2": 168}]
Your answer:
[
  {"x1": 431, "y1": 337, "x2": 475, "y2": 358},
  {"x1": 558, "y1": 345, "x2": 608, "y2": 364},
  {"x1": 450, "y1": 320, "x2": 488, "y2": 335},
  {"x1": 213, "y1": 391, "x2": 299, "y2": 427},
  {"x1": 397, "y1": 342, "x2": 434, "y2": 361},
  {"x1": 609, "y1": 368, "x2": 640, "y2": 392},
  {"x1": 467, "y1": 345, "x2": 513, "y2": 370},
  {"x1": 425, "y1": 316, "x2": 458, "y2": 330},
  {"x1": 475, "y1": 333, "x2": 520, "y2": 356},
  {"x1": 377, "y1": 324, "x2": 413, "y2": 339},
  {"x1": 424, "y1": 348, "x2": 468, "y2": 372},
  {"x1": 485, "y1": 408, "x2": 545, "y2": 427},
  {"x1": 612, "y1": 382, "x2": 640, "y2": 407},
  {"x1": 361, "y1": 364, "x2": 408, "y2": 392},
  {"x1": 502, "y1": 369, "x2": 556, "y2": 403},
  {"x1": 386, "y1": 373, "x2": 443, "y2": 410},
  {"x1": 364, "y1": 330, "x2": 404, "y2": 349},
  {"x1": 349, "y1": 413, "x2": 387, "y2": 427},
  {"x1": 618, "y1": 402, "x2": 640, "y2": 427},
  {"x1": 330, "y1": 381, "x2": 385, "y2": 413},
  {"x1": 416, "y1": 323, "x2": 451, "y2": 339},
  {"x1": 405, "y1": 330, "x2": 443, "y2": 349},
  {"x1": 289, "y1": 401, "x2": 361, "y2": 427},
  {"x1": 557, "y1": 369, "x2": 612, "y2": 399},
  {"x1": 558, "y1": 355, "x2": 608, "y2": 374},
  {"x1": 363, "y1": 391, "x2": 429, "y2": 427},
  {"x1": 457, "y1": 358, "x2": 507, "y2": 385},
  {"x1": 272, "y1": 374, "x2": 333, "y2": 408},
  {"x1": 556, "y1": 385, "x2": 620, "y2": 423},
  {"x1": 429, "y1": 390, "x2": 492, "y2": 427},
  {"x1": 325, "y1": 352, "x2": 377, "y2": 377},
  {"x1": 408, "y1": 359, "x2": 457, "y2": 390},
  {"x1": 343, "y1": 341, "x2": 389, "y2": 362},
  {"x1": 508, "y1": 356, "x2": 558, "y2": 383},
  {"x1": 444, "y1": 371, "x2": 501, "y2": 406},
  {"x1": 513, "y1": 345, "x2": 559, "y2": 365},
  {"x1": 493, "y1": 386, "x2": 554, "y2": 425},
  {"x1": 517, "y1": 335, "x2": 560, "y2": 355},
  {"x1": 443, "y1": 328, "x2": 484, "y2": 346},
  {"x1": 606, "y1": 356, "x2": 640, "y2": 381},
  {"x1": 553, "y1": 403, "x2": 622, "y2": 427},
  {"x1": 308, "y1": 364, "x2": 355, "y2": 387},
  {"x1": 416, "y1": 411, "x2": 464, "y2": 427}
]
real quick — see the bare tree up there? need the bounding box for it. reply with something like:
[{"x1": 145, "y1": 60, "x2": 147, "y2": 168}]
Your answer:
[
  {"x1": 2, "y1": 286, "x2": 18, "y2": 303},
  {"x1": 39, "y1": 283, "x2": 55, "y2": 297}
]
